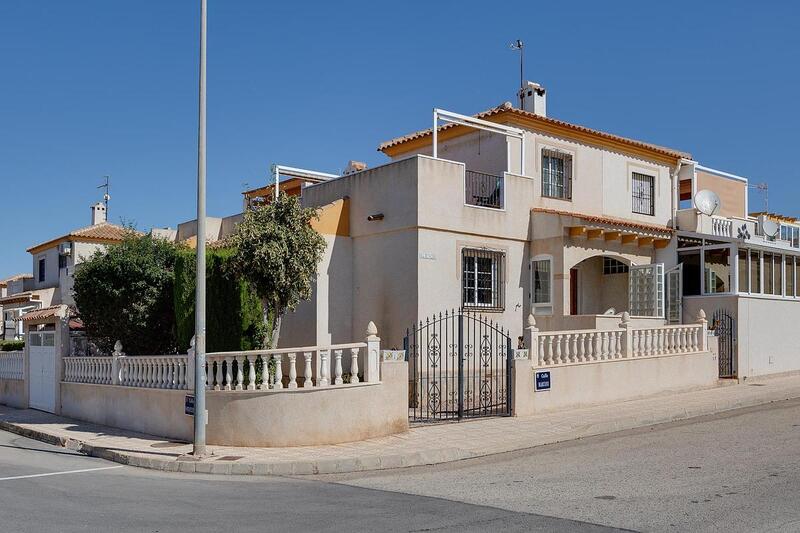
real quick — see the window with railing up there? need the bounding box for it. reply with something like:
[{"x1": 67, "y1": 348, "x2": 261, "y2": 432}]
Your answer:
[
  {"x1": 462, "y1": 248, "x2": 505, "y2": 310},
  {"x1": 541, "y1": 149, "x2": 572, "y2": 200},
  {"x1": 465, "y1": 170, "x2": 504, "y2": 209},
  {"x1": 632, "y1": 172, "x2": 655, "y2": 216}
]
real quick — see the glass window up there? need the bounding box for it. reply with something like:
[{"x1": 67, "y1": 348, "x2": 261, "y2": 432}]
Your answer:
[
  {"x1": 764, "y1": 253, "x2": 774, "y2": 295},
  {"x1": 680, "y1": 251, "x2": 701, "y2": 296},
  {"x1": 462, "y1": 249, "x2": 504, "y2": 310},
  {"x1": 632, "y1": 172, "x2": 655, "y2": 216},
  {"x1": 533, "y1": 258, "x2": 552, "y2": 305},
  {"x1": 603, "y1": 257, "x2": 629, "y2": 275},
  {"x1": 629, "y1": 264, "x2": 664, "y2": 317},
  {"x1": 704, "y1": 248, "x2": 731, "y2": 294},
  {"x1": 738, "y1": 249, "x2": 748, "y2": 293},
  {"x1": 776, "y1": 255, "x2": 784, "y2": 296},
  {"x1": 38, "y1": 258, "x2": 45, "y2": 282},
  {"x1": 541, "y1": 149, "x2": 572, "y2": 200},
  {"x1": 750, "y1": 250, "x2": 761, "y2": 294},
  {"x1": 786, "y1": 256, "x2": 795, "y2": 297}
]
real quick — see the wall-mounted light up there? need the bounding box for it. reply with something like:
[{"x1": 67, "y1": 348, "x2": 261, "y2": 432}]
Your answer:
[{"x1": 367, "y1": 213, "x2": 384, "y2": 221}]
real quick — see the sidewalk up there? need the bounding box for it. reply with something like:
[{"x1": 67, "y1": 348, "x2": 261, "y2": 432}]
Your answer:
[{"x1": 2, "y1": 374, "x2": 799, "y2": 476}]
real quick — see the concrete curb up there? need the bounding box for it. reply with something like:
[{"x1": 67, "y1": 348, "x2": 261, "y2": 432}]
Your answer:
[{"x1": 2, "y1": 386, "x2": 798, "y2": 476}]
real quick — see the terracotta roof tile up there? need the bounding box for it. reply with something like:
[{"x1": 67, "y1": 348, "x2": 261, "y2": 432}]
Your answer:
[
  {"x1": 20, "y1": 304, "x2": 69, "y2": 322},
  {"x1": 532, "y1": 207, "x2": 674, "y2": 235},
  {"x1": 27, "y1": 223, "x2": 132, "y2": 253},
  {"x1": 379, "y1": 102, "x2": 691, "y2": 161}
]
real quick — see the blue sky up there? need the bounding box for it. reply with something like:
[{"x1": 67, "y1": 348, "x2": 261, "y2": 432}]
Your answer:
[{"x1": 1, "y1": 1, "x2": 798, "y2": 275}]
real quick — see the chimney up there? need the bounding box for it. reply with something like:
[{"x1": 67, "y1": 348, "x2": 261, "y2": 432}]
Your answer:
[
  {"x1": 343, "y1": 160, "x2": 367, "y2": 175},
  {"x1": 91, "y1": 202, "x2": 107, "y2": 225},
  {"x1": 518, "y1": 81, "x2": 546, "y2": 117}
]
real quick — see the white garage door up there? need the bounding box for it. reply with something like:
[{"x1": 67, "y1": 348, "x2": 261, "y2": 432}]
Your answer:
[{"x1": 28, "y1": 332, "x2": 56, "y2": 413}]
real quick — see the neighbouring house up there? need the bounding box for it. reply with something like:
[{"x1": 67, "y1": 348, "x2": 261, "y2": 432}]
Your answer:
[
  {"x1": 9, "y1": 203, "x2": 130, "y2": 338},
  {"x1": 0, "y1": 274, "x2": 34, "y2": 339}
]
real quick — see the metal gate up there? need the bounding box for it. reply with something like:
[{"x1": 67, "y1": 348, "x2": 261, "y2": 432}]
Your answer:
[
  {"x1": 712, "y1": 309, "x2": 736, "y2": 378},
  {"x1": 404, "y1": 310, "x2": 512, "y2": 423}
]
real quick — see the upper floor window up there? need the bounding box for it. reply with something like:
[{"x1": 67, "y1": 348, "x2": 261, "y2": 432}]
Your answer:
[
  {"x1": 780, "y1": 224, "x2": 800, "y2": 248},
  {"x1": 631, "y1": 172, "x2": 655, "y2": 216},
  {"x1": 541, "y1": 149, "x2": 572, "y2": 200},
  {"x1": 58, "y1": 254, "x2": 68, "y2": 269},
  {"x1": 462, "y1": 248, "x2": 505, "y2": 310},
  {"x1": 38, "y1": 258, "x2": 46, "y2": 282}
]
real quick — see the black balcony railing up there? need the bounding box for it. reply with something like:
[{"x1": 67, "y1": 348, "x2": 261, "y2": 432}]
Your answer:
[{"x1": 465, "y1": 170, "x2": 504, "y2": 209}]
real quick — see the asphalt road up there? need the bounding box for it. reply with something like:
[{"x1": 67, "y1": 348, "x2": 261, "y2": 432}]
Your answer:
[
  {"x1": 2, "y1": 399, "x2": 799, "y2": 532},
  {"x1": 0, "y1": 429, "x2": 613, "y2": 532},
  {"x1": 326, "y1": 398, "x2": 800, "y2": 532}
]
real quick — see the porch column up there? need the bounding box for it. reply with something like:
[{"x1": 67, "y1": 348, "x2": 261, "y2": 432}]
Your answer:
[
  {"x1": 620, "y1": 312, "x2": 633, "y2": 358},
  {"x1": 697, "y1": 309, "x2": 708, "y2": 352},
  {"x1": 523, "y1": 314, "x2": 539, "y2": 364}
]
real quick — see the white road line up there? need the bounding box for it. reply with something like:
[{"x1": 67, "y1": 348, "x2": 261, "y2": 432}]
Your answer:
[{"x1": 0, "y1": 465, "x2": 124, "y2": 481}]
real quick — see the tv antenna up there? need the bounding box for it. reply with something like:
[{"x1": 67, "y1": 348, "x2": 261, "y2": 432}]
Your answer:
[
  {"x1": 98, "y1": 175, "x2": 111, "y2": 213},
  {"x1": 509, "y1": 39, "x2": 524, "y2": 106},
  {"x1": 749, "y1": 182, "x2": 769, "y2": 212}
]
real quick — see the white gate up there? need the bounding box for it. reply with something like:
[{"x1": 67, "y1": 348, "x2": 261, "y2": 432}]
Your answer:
[
  {"x1": 28, "y1": 331, "x2": 56, "y2": 413},
  {"x1": 666, "y1": 264, "x2": 683, "y2": 324},
  {"x1": 628, "y1": 263, "x2": 664, "y2": 317}
]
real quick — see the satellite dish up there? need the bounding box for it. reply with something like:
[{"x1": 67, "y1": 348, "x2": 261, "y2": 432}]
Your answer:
[
  {"x1": 694, "y1": 189, "x2": 721, "y2": 216},
  {"x1": 759, "y1": 215, "x2": 780, "y2": 238}
]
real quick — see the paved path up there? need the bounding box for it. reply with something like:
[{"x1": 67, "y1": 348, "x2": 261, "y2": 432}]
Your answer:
[
  {"x1": 1, "y1": 373, "x2": 799, "y2": 475},
  {"x1": 0, "y1": 429, "x2": 615, "y2": 532},
  {"x1": 327, "y1": 398, "x2": 800, "y2": 532}
]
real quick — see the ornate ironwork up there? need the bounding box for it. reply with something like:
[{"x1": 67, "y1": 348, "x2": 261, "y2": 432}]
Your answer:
[{"x1": 405, "y1": 309, "x2": 512, "y2": 423}]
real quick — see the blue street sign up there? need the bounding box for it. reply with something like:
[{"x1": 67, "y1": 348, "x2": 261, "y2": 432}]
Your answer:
[
  {"x1": 185, "y1": 395, "x2": 195, "y2": 416},
  {"x1": 535, "y1": 371, "x2": 551, "y2": 391}
]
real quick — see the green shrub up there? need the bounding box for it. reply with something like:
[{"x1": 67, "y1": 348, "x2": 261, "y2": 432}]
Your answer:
[
  {"x1": 0, "y1": 340, "x2": 24, "y2": 351},
  {"x1": 174, "y1": 247, "x2": 265, "y2": 353},
  {"x1": 73, "y1": 233, "x2": 180, "y2": 355}
]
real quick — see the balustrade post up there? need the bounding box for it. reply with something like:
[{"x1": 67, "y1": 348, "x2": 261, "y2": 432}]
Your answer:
[
  {"x1": 697, "y1": 309, "x2": 708, "y2": 352},
  {"x1": 350, "y1": 348, "x2": 360, "y2": 383},
  {"x1": 235, "y1": 355, "x2": 244, "y2": 391},
  {"x1": 288, "y1": 352, "x2": 298, "y2": 388},
  {"x1": 273, "y1": 354, "x2": 284, "y2": 389},
  {"x1": 319, "y1": 350, "x2": 330, "y2": 386},
  {"x1": 213, "y1": 359, "x2": 221, "y2": 390},
  {"x1": 302, "y1": 352, "x2": 313, "y2": 387},
  {"x1": 247, "y1": 355, "x2": 256, "y2": 390},
  {"x1": 224, "y1": 357, "x2": 233, "y2": 391},
  {"x1": 334, "y1": 349, "x2": 343, "y2": 385},
  {"x1": 364, "y1": 321, "x2": 381, "y2": 383}
]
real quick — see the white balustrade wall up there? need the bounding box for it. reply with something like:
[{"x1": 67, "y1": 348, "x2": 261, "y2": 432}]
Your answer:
[
  {"x1": 532, "y1": 315, "x2": 707, "y2": 368},
  {"x1": 0, "y1": 351, "x2": 24, "y2": 380},
  {"x1": 62, "y1": 322, "x2": 383, "y2": 393},
  {"x1": 204, "y1": 342, "x2": 374, "y2": 391}
]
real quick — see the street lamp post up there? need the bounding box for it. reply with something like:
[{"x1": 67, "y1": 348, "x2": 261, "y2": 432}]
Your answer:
[{"x1": 193, "y1": 0, "x2": 208, "y2": 457}]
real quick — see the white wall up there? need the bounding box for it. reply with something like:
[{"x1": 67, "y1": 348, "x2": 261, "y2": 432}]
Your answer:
[{"x1": 737, "y1": 296, "x2": 800, "y2": 377}]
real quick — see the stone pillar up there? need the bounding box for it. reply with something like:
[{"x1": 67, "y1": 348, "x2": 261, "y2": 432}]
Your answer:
[
  {"x1": 111, "y1": 340, "x2": 123, "y2": 385},
  {"x1": 697, "y1": 309, "x2": 708, "y2": 352},
  {"x1": 620, "y1": 311, "x2": 632, "y2": 358},
  {"x1": 523, "y1": 314, "x2": 539, "y2": 362},
  {"x1": 364, "y1": 321, "x2": 381, "y2": 383}
]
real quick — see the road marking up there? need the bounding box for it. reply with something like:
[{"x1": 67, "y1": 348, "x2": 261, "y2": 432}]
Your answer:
[{"x1": 0, "y1": 465, "x2": 124, "y2": 481}]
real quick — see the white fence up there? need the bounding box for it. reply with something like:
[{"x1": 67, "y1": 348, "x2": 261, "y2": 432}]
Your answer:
[
  {"x1": 63, "y1": 324, "x2": 382, "y2": 392},
  {"x1": 205, "y1": 342, "x2": 370, "y2": 391},
  {"x1": 531, "y1": 312, "x2": 707, "y2": 368},
  {"x1": 0, "y1": 351, "x2": 24, "y2": 380}
]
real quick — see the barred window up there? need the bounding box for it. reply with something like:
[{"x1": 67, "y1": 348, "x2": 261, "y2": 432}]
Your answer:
[
  {"x1": 541, "y1": 149, "x2": 572, "y2": 200},
  {"x1": 462, "y1": 249, "x2": 505, "y2": 310},
  {"x1": 603, "y1": 257, "x2": 629, "y2": 275},
  {"x1": 632, "y1": 172, "x2": 655, "y2": 215}
]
